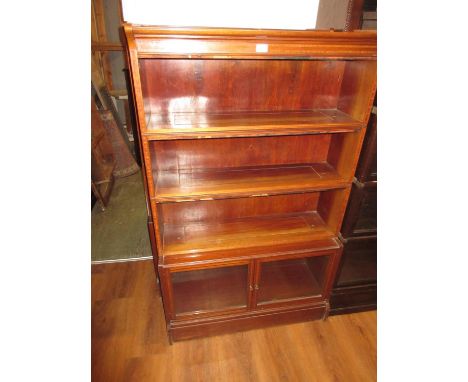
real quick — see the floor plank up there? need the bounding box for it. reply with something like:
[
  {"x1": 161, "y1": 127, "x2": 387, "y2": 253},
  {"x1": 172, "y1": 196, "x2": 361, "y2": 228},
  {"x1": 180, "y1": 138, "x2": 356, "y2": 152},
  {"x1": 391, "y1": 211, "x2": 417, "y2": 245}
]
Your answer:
[{"x1": 92, "y1": 260, "x2": 376, "y2": 382}]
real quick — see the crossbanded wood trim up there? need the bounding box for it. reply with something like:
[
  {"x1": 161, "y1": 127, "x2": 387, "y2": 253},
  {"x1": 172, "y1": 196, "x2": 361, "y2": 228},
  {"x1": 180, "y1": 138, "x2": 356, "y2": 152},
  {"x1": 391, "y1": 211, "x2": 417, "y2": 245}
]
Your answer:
[
  {"x1": 135, "y1": 39, "x2": 376, "y2": 59},
  {"x1": 124, "y1": 23, "x2": 376, "y2": 59},
  {"x1": 160, "y1": 238, "x2": 341, "y2": 267}
]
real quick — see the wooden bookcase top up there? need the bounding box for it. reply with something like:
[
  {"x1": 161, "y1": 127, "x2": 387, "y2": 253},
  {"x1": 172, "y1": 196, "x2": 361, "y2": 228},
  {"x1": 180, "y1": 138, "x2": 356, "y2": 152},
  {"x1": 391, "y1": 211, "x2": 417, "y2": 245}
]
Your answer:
[{"x1": 124, "y1": 24, "x2": 376, "y2": 59}]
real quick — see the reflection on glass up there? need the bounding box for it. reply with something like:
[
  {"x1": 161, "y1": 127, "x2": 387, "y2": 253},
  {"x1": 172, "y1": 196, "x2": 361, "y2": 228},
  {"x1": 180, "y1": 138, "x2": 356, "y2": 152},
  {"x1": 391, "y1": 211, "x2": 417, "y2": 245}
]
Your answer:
[
  {"x1": 172, "y1": 265, "x2": 248, "y2": 315},
  {"x1": 257, "y1": 256, "x2": 329, "y2": 305},
  {"x1": 168, "y1": 96, "x2": 209, "y2": 127}
]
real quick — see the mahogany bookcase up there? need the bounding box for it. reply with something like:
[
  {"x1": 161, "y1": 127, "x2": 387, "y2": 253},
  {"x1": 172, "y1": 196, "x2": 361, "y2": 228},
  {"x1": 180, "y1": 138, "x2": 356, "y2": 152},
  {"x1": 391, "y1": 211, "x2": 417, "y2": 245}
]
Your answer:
[{"x1": 123, "y1": 24, "x2": 376, "y2": 342}]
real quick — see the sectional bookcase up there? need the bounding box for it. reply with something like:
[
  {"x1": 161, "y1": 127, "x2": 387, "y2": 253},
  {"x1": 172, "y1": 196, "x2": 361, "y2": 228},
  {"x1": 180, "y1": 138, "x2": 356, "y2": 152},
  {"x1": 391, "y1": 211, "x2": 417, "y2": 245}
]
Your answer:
[{"x1": 124, "y1": 24, "x2": 376, "y2": 342}]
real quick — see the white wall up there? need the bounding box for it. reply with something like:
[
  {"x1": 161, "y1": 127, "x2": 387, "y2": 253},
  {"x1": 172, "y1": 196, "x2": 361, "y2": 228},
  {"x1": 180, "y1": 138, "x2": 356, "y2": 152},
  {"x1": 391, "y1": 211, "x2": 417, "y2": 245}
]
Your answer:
[{"x1": 122, "y1": 0, "x2": 319, "y2": 30}]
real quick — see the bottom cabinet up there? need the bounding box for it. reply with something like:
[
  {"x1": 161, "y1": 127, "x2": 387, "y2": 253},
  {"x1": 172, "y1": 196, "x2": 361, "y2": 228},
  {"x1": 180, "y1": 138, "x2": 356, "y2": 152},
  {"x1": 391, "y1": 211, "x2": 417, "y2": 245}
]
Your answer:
[
  {"x1": 256, "y1": 254, "x2": 332, "y2": 307},
  {"x1": 160, "y1": 242, "x2": 342, "y2": 341},
  {"x1": 169, "y1": 262, "x2": 252, "y2": 318}
]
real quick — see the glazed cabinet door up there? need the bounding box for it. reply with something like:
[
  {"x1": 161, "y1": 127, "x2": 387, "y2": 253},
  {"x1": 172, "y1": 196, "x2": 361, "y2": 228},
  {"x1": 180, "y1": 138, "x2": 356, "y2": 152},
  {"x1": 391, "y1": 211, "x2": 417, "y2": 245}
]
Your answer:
[
  {"x1": 254, "y1": 252, "x2": 335, "y2": 308},
  {"x1": 166, "y1": 261, "x2": 253, "y2": 319}
]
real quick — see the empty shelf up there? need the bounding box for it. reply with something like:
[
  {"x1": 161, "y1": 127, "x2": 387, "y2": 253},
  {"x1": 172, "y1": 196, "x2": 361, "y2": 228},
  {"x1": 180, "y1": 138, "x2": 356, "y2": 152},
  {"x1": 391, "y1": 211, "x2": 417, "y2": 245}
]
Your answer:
[
  {"x1": 144, "y1": 109, "x2": 362, "y2": 140},
  {"x1": 162, "y1": 211, "x2": 334, "y2": 256},
  {"x1": 154, "y1": 163, "x2": 345, "y2": 202}
]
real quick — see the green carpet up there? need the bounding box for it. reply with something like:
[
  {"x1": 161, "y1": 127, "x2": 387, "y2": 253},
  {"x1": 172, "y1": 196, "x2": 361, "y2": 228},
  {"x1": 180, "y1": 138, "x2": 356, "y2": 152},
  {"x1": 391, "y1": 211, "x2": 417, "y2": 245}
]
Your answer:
[{"x1": 92, "y1": 171, "x2": 152, "y2": 262}]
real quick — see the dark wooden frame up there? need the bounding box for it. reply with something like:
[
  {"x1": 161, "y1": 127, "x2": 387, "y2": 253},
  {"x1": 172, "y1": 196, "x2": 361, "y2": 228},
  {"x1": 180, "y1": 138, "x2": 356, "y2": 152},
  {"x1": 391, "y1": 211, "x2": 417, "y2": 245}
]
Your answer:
[
  {"x1": 331, "y1": 107, "x2": 377, "y2": 315},
  {"x1": 340, "y1": 180, "x2": 377, "y2": 238},
  {"x1": 355, "y1": 110, "x2": 377, "y2": 183},
  {"x1": 330, "y1": 234, "x2": 376, "y2": 314}
]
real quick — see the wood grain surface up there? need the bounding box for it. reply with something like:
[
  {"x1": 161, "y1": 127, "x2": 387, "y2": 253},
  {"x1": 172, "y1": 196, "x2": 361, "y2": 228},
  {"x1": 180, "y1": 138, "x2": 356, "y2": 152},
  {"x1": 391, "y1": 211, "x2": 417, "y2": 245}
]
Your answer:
[
  {"x1": 144, "y1": 109, "x2": 362, "y2": 140},
  {"x1": 162, "y1": 211, "x2": 332, "y2": 256},
  {"x1": 123, "y1": 25, "x2": 377, "y2": 342},
  {"x1": 154, "y1": 164, "x2": 346, "y2": 202},
  {"x1": 92, "y1": 260, "x2": 376, "y2": 382}
]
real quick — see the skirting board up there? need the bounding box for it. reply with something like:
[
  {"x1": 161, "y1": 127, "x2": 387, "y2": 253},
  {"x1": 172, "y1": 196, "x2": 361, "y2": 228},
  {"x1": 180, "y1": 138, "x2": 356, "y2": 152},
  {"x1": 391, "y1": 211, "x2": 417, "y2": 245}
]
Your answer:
[{"x1": 91, "y1": 256, "x2": 153, "y2": 265}]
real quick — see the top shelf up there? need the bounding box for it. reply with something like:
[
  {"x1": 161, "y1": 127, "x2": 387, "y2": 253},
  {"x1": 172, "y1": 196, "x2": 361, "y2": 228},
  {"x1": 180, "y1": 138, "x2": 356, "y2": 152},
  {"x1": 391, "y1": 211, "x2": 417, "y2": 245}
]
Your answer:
[{"x1": 144, "y1": 109, "x2": 362, "y2": 140}]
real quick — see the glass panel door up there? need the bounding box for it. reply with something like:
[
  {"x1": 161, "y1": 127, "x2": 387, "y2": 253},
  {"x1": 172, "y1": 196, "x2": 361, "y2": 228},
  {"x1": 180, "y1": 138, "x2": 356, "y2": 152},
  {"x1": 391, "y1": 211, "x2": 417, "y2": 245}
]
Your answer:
[
  {"x1": 256, "y1": 255, "x2": 330, "y2": 306},
  {"x1": 171, "y1": 263, "x2": 249, "y2": 316}
]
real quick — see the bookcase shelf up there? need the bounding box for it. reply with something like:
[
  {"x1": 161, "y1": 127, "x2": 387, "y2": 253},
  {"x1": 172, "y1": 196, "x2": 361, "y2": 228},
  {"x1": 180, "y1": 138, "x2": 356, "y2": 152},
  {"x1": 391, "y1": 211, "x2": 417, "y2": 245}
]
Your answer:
[
  {"x1": 124, "y1": 24, "x2": 376, "y2": 342},
  {"x1": 163, "y1": 211, "x2": 332, "y2": 256},
  {"x1": 150, "y1": 133, "x2": 355, "y2": 202},
  {"x1": 157, "y1": 190, "x2": 347, "y2": 266},
  {"x1": 153, "y1": 163, "x2": 345, "y2": 202},
  {"x1": 144, "y1": 109, "x2": 362, "y2": 140}
]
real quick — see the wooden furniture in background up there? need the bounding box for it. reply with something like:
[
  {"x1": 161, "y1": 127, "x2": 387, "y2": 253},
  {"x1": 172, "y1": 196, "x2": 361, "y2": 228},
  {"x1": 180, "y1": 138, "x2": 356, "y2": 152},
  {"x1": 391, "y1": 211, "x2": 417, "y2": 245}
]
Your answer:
[
  {"x1": 92, "y1": 0, "x2": 138, "y2": 176},
  {"x1": 91, "y1": 0, "x2": 118, "y2": 90},
  {"x1": 362, "y1": 0, "x2": 377, "y2": 29},
  {"x1": 92, "y1": 100, "x2": 116, "y2": 210},
  {"x1": 124, "y1": 25, "x2": 377, "y2": 342},
  {"x1": 316, "y1": 0, "x2": 376, "y2": 31},
  {"x1": 92, "y1": 55, "x2": 139, "y2": 178},
  {"x1": 316, "y1": 0, "x2": 364, "y2": 30},
  {"x1": 330, "y1": 107, "x2": 377, "y2": 314}
]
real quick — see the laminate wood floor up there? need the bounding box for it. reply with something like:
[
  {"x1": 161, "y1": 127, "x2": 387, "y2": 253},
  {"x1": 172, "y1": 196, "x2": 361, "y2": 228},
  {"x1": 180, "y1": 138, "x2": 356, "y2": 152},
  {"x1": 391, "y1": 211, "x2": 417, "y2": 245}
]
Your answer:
[{"x1": 92, "y1": 260, "x2": 376, "y2": 382}]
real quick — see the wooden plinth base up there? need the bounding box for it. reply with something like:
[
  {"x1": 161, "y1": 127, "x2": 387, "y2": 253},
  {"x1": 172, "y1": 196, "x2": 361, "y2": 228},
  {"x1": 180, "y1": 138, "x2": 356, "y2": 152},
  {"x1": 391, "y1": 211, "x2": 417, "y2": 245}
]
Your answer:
[{"x1": 169, "y1": 302, "x2": 328, "y2": 342}]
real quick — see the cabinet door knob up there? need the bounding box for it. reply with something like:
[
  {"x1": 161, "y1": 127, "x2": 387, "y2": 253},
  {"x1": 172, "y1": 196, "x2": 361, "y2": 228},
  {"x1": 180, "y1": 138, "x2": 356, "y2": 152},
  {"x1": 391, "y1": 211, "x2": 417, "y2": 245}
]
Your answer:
[
  {"x1": 254, "y1": 284, "x2": 259, "y2": 290},
  {"x1": 249, "y1": 285, "x2": 253, "y2": 291}
]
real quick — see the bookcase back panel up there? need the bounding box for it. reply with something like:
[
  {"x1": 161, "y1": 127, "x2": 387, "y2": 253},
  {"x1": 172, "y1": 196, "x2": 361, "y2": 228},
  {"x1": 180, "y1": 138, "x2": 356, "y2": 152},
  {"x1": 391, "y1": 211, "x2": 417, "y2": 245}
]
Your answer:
[
  {"x1": 151, "y1": 135, "x2": 332, "y2": 171},
  {"x1": 160, "y1": 193, "x2": 320, "y2": 224},
  {"x1": 139, "y1": 59, "x2": 346, "y2": 114}
]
